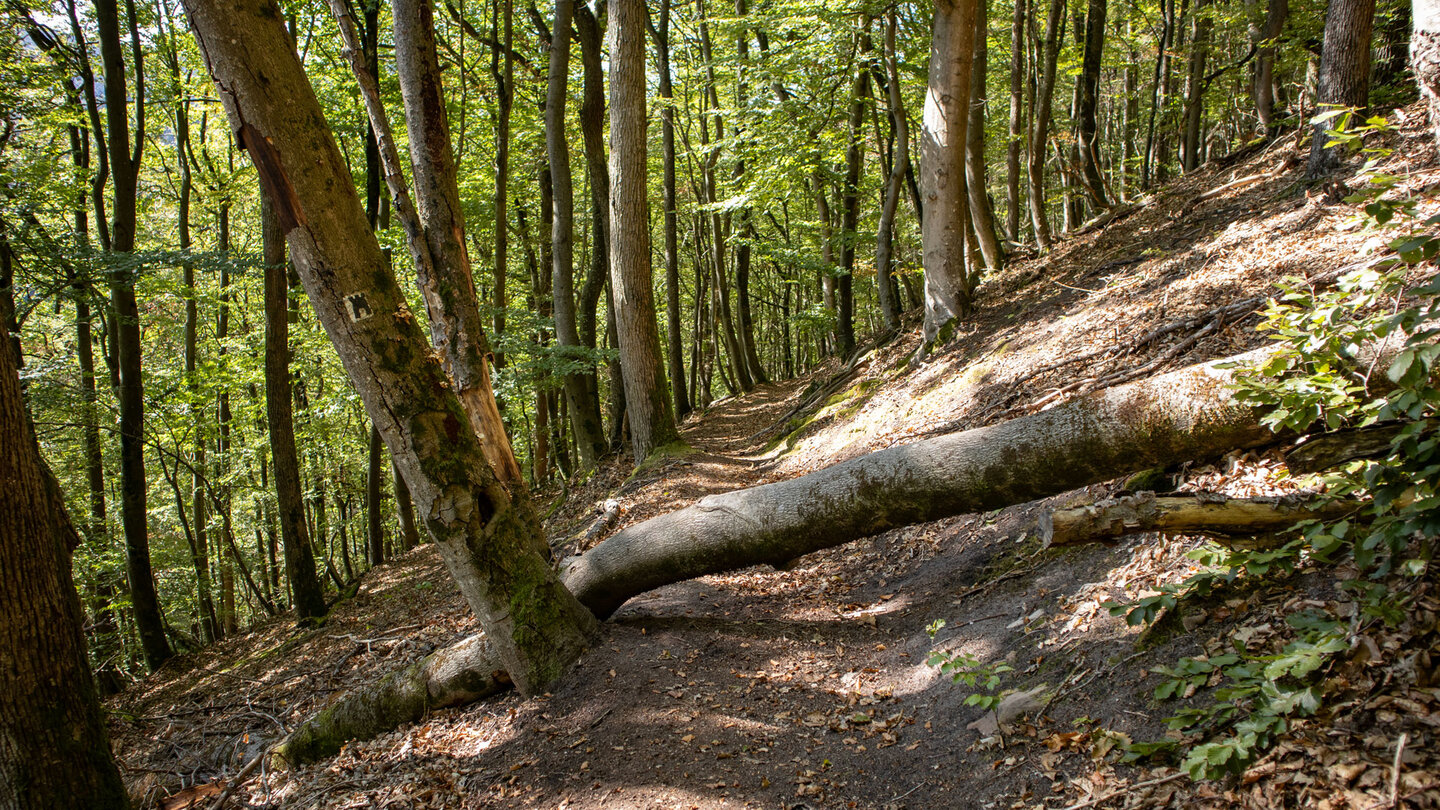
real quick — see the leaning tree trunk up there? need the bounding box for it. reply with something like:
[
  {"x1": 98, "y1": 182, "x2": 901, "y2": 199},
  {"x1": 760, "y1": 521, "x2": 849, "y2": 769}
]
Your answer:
[
  {"x1": 279, "y1": 346, "x2": 1290, "y2": 765},
  {"x1": 0, "y1": 311, "x2": 130, "y2": 810},
  {"x1": 1029, "y1": 0, "x2": 1066, "y2": 251},
  {"x1": 184, "y1": 0, "x2": 596, "y2": 697}
]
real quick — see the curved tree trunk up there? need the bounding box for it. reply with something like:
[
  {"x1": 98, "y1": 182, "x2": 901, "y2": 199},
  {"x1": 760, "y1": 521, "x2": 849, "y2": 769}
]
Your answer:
[
  {"x1": 280, "y1": 347, "x2": 1286, "y2": 765},
  {"x1": 1029, "y1": 0, "x2": 1066, "y2": 251}
]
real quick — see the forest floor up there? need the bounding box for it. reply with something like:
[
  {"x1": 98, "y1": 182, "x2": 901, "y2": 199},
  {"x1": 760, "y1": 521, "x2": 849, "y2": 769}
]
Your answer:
[{"x1": 113, "y1": 111, "x2": 1440, "y2": 810}]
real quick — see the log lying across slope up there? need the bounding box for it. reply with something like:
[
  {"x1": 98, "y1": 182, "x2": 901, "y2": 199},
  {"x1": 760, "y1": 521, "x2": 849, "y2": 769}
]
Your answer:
[{"x1": 277, "y1": 347, "x2": 1281, "y2": 766}]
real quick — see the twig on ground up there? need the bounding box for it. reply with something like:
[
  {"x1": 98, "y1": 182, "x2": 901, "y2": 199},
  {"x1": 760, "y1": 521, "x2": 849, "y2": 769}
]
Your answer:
[{"x1": 1058, "y1": 770, "x2": 1187, "y2": 810}]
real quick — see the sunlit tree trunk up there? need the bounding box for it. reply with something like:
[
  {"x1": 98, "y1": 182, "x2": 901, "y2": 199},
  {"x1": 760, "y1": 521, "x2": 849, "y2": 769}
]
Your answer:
[
  {"x1": 609, "y1": 0, "x2": 681, "y2": 459},
  {"x1": 922, "y1": 0, "x2": 980, "y2": 342}
]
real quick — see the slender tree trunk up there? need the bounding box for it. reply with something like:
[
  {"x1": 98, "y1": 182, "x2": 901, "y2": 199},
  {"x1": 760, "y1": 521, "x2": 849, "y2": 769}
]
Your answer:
[
  {"x1": 609, "y1": 0, "x2": 680, "y2": 460},
  {"x1": 97, "y1": 0, "x2": 171, "y2": 671},
  {"x1": 966, "y1": 0, "x2": 1006, "y2": 271},
  {"x1": 1076, "y1": 0, "x2": 1111, "y2": 206},
  {"x1": 262, "y1": 191, "x2": 328, "y2": 625},
  {"x1": 367, "y1": 426, "x2": 385, "y2": 566},
  {"x1": 492, "y1": 0, "x2": 513, "y2": 368},
  {"x1": 1254, "y1": 0, "x2": 1288, "y2": 131},
  {"x1": 545, "y1": 0, "x2": 607, "y2": 467},
  {"x1": 1007, "y1": 0, "x2": 1027, "y2": 241},
  {"x1": 921, "y1": 0, "x2": 980, "y2": 343},
  {"x1": 837, "y1": 23, "x2": 871, "y2": 359},
  {"x1": 1305, "y1": 0, "x2": 1377, "y2": 175},
  {"x1": 874, "y1": 11, "x2": 907, "y2": 333},
  {"x1": 1028, "y1": 0, "x2": 1066, "y2": 251},
  {"x1": 0, "y1": 331, "x2": 129, "y2": 810},
  {"x1": 732, "y1": 0, "x2": 769, "y2": 385},
  {"x1": 1181, "y1": 0, "x2": 1212, "y2": 172},
  {"x1": 653, "y1": 0, "x2": 691, "y2": 419}
]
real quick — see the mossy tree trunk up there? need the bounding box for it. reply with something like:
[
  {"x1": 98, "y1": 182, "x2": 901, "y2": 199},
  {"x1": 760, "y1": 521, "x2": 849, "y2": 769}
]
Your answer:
[{"x1": 183, "y1": 0, "x2": 595, "y2": 696}]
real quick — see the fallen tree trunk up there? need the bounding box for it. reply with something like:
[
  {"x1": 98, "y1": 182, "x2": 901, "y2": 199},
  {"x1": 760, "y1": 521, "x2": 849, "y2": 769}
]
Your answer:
[
  {"x1": 1039, "y1": 491, "x2": 1363, "y2": 549},
  {"x1": 277, "y1": 347, "x2": 1283, "y2": 766}
]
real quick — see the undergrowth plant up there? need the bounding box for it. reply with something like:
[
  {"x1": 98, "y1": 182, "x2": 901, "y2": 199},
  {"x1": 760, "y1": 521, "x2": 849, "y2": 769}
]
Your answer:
[{"x1": 1104, "y1": 112, "x2": 1440, "y2": 780}]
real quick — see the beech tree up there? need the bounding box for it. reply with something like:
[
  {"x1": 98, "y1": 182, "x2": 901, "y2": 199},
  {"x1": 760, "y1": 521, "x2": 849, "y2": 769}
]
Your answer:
[
  {"x1": 921, "y1": 0, "x2": 980, "y2": 343},
  {"x1": 608, "y1": 0, "x2": 681, "y2": 460},
  {"x1": 1307, "y1": 0, "x2": 1377, "y2": 175},
  {"x1": 182, "y1": 0, "x2": 595, "y2": 695}
]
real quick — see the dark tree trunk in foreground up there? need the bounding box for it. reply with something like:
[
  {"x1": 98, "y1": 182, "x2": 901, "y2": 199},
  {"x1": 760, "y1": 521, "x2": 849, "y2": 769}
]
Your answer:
[
  {"x1": 97, "y1": 0, "x2": 172, "y2": 671},
  {"x1": 609, "y1": 0, "x2": 680, "y2": 460},
  {"x1": 185, "y1": 0, "x2": 596, "y2": 695},
  {"x1": 280, "y1": 346, "x2": 1286, "y2": 766},
  {"x1": 921, "y1": 0, "x2": 979, "y2": 343},
  {"x1": 262, "y1": 192, "x2": 328, "y2": 624},
  {"x1": 1306, "y1": 0, "x2": 1376, "y2": 175},
  {"x1": 1415, "y1": 0, "x2": 1440, "y2": 148},
  {"x1": 0, "y1": 321, "x2": 129, "y2": 810}
]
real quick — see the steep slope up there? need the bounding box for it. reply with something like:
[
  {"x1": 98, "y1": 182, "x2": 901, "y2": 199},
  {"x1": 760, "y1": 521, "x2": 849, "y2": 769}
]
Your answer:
[{"x1": 111, "y1": 115, "x2": 1440, "y2": 810}]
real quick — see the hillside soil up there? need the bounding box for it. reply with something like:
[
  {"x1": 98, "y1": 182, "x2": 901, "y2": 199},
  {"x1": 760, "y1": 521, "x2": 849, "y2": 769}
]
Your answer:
[{"x1": 112, "y1": 114, "x2": 1440, "y2": 809}]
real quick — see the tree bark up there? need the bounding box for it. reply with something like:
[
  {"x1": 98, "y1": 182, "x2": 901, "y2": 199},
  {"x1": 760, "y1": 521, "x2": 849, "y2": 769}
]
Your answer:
[
  {"x1": 1181, "y1": 0, "x2": 1213, "y2": 173},
  {"x1": 1414, "y1": 0, "x2": 1440, "y2": 148},
  {"x1": 652, "y1": 0, "x2": 691, "y2": 419},
  {"x1": 1029, "y1": 0, "x2": 1066, "y2": 250},
  {"x1": 1305, "y1": 0, "x2": 1376, "y2": 175},
  {"x1": 0, "y1": 318, "x2": 129, "y2": 809},
  {"x1": 263, "y1": 190, "x2": 328, "y2": 625},
  {"x1": 1254, "y1": 0, "x2": 1288, "y2": 132},
  {"x1": 1075, "y1": 0, "x2": 1111, "y2": 207},
  {"x1": 608, "y1": 0, "x2": 681, "y2": 461},
  {"x1": 545, "y1": 0, "x2": 608, "y2": 467},
  {"x1": 188, "y1": 0, "x2": 596, "y2": 695},
  {"x1": 874, "y1": 10, "x2": 907, "y2": 333},
  {"x1": 280, "y1": 346, "x2": 1290, "y2": 765},
  {"x1": 1040, "y1": 491, "x2": 1362, "y2": 548},
  {"x1": 97, "y1": 0, "x2": 172, "y2": 671},
  {"x1": 966, "y1": 0, "x2": 1006, "y2": 271},
  {"x1": 838, "y1": 22, "x2": 871, "y2": 359},
  {"x1": 921, "y1": 0, "x2": 980, "y2": 343},
  {"x1": 390, "y1": 0, "x2": 527, "y2": 488},
  {"x1": 1007, "y1": 0, "x2": 1027, "y2": 242}
]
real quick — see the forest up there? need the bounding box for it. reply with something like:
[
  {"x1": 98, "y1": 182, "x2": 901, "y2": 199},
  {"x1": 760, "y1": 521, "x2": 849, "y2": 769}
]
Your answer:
[{"x1": 1, "y1": 0, "x2": 1439, "y2": 805}]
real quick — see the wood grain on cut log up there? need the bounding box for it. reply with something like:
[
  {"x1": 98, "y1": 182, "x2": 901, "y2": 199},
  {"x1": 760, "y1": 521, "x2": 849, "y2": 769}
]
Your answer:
[
  {"x1": 274, "y1": 347, "x2": 1289, "y2": 767},
  {"x1": 1039, "y1": 490, "x2": 1363, "y2": 549}
]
